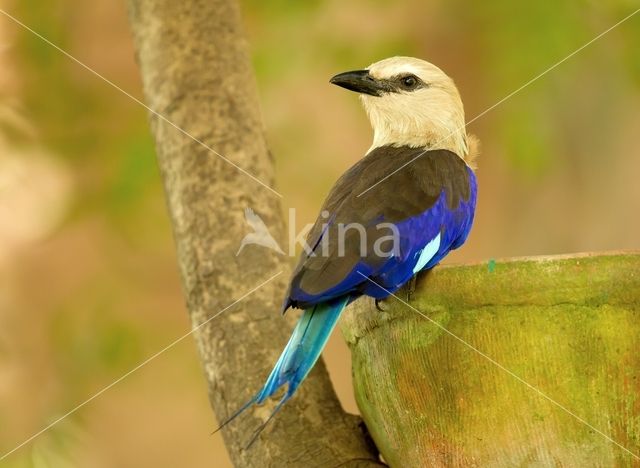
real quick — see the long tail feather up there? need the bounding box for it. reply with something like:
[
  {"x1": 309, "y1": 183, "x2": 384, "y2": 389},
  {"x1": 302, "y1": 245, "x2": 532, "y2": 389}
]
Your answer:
[
  {"x1": 244, "y1": 394, "x2": 288, "y2": 449},
  {"x1": 211, "y1": 396, "x2": 257, "y2": 435},
  {"x1": 213, "y1": 296, "x2": 349, "y2": 440}
]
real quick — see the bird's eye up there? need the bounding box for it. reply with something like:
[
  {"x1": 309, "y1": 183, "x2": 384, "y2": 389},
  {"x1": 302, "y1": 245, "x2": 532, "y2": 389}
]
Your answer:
[{"x1": 401, "y1": 75, "x2": 418, "y2": 88}]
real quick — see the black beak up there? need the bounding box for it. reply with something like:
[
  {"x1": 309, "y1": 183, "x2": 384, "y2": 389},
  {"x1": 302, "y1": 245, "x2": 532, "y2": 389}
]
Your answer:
[{"x1": 329, "y1": 70, "x2": 384, "y2": 96}]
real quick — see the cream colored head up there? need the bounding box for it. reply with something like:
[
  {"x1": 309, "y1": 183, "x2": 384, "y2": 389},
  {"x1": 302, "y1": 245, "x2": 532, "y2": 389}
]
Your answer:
[{"x1": 331, "y1": 56, "x2": 471, "y2": 161}]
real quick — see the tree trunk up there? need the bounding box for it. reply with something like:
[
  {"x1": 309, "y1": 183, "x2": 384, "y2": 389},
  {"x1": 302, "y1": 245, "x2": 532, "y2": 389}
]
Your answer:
[
  {"x1": 341, "y1": 251, "x2": 640, "y2": 467},
  {"x1": 127, "y1": 1, "x2": 380, "y2": 466}
]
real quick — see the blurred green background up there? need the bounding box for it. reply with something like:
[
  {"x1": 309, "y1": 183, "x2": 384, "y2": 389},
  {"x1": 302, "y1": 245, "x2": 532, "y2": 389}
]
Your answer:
[{"x1": 0, "y1": 0, "x2": 639, "y2": 466}]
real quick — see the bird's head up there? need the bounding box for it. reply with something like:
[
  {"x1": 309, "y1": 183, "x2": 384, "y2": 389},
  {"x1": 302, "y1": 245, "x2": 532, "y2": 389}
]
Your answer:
[{"x1": 330, "y1": 56, "x2": 470, "y2": 161}]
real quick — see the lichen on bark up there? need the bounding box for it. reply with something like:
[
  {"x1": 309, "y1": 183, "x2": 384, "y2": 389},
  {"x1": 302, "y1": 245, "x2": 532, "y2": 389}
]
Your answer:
[{"x1": 342, "y1": 252, "x2": 640, "y2": 467}]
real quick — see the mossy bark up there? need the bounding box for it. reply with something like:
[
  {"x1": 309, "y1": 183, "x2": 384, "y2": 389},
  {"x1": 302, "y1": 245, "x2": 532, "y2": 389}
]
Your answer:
[{"x1": 342, "y1": 252, "x2": 640, "y2": 467}]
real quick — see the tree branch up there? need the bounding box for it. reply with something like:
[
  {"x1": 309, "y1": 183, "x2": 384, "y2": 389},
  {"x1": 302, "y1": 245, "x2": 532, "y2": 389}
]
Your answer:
[
  {"x1": 127, "y1": 0, "x2": 381, "y2": 465},
  {"x1": 341, "y1": 251, "x2": 640, "y2": 466}
]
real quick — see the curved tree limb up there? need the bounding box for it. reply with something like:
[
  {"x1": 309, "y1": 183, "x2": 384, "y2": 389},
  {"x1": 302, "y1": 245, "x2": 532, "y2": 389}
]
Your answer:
[
  {"x1": 127, "y1": 0, "x2": 381, "y2": 466},
  {"x1": 342, "y1": 251, "x2": 640, "y2": 467}
]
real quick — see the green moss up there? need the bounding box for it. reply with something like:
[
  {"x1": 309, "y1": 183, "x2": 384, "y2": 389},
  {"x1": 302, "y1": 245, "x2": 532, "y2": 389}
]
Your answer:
[{"x1": 342, "y1": 252, "x2": 640, "y2": 466}]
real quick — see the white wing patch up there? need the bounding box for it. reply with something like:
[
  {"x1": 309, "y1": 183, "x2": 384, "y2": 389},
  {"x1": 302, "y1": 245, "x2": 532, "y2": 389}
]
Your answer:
[{"x1": 412, "y1": 233, "x2": 441, "y2": 274}]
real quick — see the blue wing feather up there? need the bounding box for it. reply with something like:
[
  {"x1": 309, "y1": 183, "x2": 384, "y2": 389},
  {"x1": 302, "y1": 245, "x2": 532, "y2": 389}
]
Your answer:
[{"x1": 289, "y1": 167, "x2": 477, "y2": 302}]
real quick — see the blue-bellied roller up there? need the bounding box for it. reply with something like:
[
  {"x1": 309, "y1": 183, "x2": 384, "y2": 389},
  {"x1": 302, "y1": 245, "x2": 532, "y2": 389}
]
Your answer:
[{"x1": 218, "y1": 56, "x2": 478, "y2": 445}]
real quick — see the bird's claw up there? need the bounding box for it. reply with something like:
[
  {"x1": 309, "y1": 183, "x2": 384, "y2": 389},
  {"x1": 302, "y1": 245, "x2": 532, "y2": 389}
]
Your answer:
[
  {"x1": 406, "y1": 275, "x2": 418, "y2": 302},
  {"x1": 375, "y1": 299, "x2": 387, "y2": 312}
]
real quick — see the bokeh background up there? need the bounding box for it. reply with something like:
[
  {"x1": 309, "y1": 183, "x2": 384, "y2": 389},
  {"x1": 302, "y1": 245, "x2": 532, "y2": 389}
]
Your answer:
[{"x1": 1, "y1": 0, "x2": 639, "y2": 466}]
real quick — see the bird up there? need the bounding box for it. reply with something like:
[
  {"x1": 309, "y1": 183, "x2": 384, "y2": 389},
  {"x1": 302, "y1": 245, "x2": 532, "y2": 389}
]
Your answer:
[
  {"x1": 236, "y1": 207, "x2": 285, "y2": 256},
  {"x1": 217, "y1": 56, "x2": 478, "y2": 445}
]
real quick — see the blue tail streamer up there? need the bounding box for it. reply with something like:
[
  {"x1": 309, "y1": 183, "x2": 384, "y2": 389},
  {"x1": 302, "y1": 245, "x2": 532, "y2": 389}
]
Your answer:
[{"x1": 213, "y1": 296, "x2": 349, "y2": 445}]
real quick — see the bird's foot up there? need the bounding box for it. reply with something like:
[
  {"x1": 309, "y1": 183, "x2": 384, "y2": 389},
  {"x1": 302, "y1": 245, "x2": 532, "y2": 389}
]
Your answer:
[
  {"x1": 406, "y1": 275, "x2": 418, "y2": 302},
  {"x1": 375, "y1": 299, "x2": 387, "y2": 312}
]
